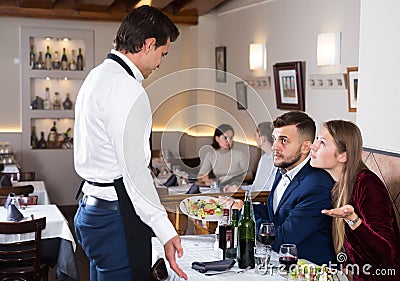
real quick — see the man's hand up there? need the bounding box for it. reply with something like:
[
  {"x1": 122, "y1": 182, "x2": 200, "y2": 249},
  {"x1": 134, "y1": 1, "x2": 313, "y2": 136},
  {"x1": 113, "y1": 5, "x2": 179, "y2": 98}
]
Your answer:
[{"x1": 164, "y1": 235, "x2": 188, "y2": 280}]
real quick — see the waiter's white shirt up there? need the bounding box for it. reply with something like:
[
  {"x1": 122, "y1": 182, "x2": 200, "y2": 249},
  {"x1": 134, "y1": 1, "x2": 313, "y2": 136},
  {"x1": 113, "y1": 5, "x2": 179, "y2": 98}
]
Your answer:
[
  {"x1": 74, "y1": 49, "x2": 177, "y2": 245},
  {"x1": 272, "y1": 156, "x2": 310, "y2": 213}
]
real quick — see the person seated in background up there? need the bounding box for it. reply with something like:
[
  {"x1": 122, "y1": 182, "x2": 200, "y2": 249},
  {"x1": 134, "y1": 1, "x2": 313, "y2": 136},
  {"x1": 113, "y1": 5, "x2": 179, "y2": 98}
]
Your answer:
[
  {"x1": 254, "y1": 111, "x2": 335, "y2": 265},
  {"x1": 311, "y1": 120, "x2": 400, "y2": 281},
  {"x1": 197, "y1": 124, "x2": 248, "y2": 186},
  {"x1": 224, "y1": 121, "x2": 277, "y2": 193}
]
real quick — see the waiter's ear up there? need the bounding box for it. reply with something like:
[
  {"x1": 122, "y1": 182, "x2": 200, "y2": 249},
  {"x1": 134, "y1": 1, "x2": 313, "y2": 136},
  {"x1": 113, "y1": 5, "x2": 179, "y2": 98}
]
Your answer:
[{"x1": 144, "y1": 38, "x2": 156, "y2": 54}]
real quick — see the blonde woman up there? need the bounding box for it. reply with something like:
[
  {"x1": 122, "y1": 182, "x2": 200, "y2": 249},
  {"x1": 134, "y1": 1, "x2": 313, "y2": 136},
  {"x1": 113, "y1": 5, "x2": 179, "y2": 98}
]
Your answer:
[{"x1": 310, "y1": 120, "x2": 400, "y2": 281}]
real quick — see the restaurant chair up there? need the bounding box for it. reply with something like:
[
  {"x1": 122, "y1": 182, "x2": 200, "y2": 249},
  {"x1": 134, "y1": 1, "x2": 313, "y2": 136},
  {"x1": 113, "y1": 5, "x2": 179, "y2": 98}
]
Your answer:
[
  {"x1": 193, "y1": 219, "x2": 218, "y2": 235},
  {"x1": 0, "y1": 185, "x2": 34, "y2": 197},
  {"x1": 0, "y1": 217, "x2": 49, "y2": 281},
  {"x1": 19, "y1": 171, "x2": 36, "y2": 182}
]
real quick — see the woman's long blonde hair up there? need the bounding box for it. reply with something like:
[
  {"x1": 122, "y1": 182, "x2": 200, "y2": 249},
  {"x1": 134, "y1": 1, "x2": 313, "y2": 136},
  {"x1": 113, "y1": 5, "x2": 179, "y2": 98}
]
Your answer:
[{"x1": 324, "y1": 120, "x2": 367, "y2": 253}]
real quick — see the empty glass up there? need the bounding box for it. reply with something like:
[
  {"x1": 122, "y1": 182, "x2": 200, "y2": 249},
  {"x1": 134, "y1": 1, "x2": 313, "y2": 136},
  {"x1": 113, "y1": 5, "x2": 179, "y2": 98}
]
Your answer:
[{"x1": 254, "y1": 244, "x2": 268, "y2": 275}]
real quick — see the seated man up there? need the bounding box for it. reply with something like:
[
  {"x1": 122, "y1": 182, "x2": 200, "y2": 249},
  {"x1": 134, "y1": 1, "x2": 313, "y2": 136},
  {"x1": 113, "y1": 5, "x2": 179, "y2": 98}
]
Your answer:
[{"x1": 254, "y1": 111, "x2": 335, "y2": 265}]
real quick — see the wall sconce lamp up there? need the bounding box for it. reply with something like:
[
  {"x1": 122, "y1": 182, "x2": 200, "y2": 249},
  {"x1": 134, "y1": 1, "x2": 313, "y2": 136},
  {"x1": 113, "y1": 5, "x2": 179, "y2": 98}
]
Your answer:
[
  {"x1": 317, "y1": 32, "x2": 341, "y2": 66},
  {"x1": 249, "y1": 43, "x2": 266, "y2": 70}
]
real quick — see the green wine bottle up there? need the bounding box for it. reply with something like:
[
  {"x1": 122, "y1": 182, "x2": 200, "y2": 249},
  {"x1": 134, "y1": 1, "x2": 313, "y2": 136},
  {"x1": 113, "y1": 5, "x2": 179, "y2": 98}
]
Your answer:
[{"x1": 238, "y1": 190, "x2": 255, "y2": 269}]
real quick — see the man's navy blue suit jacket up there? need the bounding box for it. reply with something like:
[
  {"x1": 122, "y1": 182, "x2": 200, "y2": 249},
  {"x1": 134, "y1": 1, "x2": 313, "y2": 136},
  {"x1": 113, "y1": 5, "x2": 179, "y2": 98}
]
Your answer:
[{"x1": 254, "y1": 161, "x2": 336, "y2": 265}]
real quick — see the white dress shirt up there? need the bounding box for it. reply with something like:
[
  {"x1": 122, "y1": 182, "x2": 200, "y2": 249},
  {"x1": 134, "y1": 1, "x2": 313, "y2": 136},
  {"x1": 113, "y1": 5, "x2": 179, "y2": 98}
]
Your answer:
[
  {"x1": 272, "y1": 156, "x2": 310, "y2": 213},
  {"x1": 74, "y1": 49, "x2": 177, "y2": 245},
  {"x1": 242, "y1": 152, "x2": 276, "y2": 192}
]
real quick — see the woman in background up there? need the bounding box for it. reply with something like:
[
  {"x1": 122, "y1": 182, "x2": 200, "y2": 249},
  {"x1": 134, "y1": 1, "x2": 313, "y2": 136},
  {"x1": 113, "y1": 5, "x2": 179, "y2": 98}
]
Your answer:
[
  {"x1": 224, "y1": 121, "x2": 277, "y2": 193},
  {"x1": 310, "y1": 120, "x2": 400, "y2": 281},
  {"x1": 197, "y1": 124, "x2": 248, "y2": 186}
]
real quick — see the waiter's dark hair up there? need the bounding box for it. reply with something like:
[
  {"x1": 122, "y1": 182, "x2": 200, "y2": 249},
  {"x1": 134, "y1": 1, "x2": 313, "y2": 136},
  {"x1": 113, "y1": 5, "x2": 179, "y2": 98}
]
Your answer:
[{"x1": 114, "y1": 5, "x2": 180, "y2": 53}]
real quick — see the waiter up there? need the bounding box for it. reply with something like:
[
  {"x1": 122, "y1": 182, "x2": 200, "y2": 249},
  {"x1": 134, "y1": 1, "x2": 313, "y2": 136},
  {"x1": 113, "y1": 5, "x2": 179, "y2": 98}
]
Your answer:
[{"x1": 73, "y1": 5, "x2": 187, "y2": 281}]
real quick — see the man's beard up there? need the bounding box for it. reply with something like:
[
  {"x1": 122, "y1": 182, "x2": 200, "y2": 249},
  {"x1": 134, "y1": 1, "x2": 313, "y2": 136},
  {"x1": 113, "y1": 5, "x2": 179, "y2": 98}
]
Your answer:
[{"x1": 274, "y1": 147, "x2": 302, "y2": 169}]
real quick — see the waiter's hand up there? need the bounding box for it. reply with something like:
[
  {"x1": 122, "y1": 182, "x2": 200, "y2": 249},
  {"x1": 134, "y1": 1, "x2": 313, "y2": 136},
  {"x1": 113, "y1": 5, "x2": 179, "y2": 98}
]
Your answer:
[{"x1": 164, "y1": 235, "x2": 188, "y2": 280}]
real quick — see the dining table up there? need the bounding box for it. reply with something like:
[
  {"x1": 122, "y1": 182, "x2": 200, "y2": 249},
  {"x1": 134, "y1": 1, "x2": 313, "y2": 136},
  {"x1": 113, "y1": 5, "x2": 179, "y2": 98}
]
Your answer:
[
  {"x1": 13, "y1": 180, "x2": 51, "y2": 204},
  {"x1": 0, "y1": 204, "x2": 79, "y2": 281},
  {"x1": 152, "y1": 235, "x2": 348, "y2": 281},
  {"x1": 152, "y1": 234, "x2": 284, "y2": 281}
]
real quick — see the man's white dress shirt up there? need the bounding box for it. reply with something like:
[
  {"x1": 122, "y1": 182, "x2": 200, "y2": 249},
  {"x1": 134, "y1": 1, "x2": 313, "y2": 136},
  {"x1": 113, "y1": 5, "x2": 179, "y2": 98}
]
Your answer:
[
  {"x1": 272, "y1": 156, "x2": 310, "y2": 213},
  {"x1": 74, "y1": 49, "x2": 176, "y2": 245}
]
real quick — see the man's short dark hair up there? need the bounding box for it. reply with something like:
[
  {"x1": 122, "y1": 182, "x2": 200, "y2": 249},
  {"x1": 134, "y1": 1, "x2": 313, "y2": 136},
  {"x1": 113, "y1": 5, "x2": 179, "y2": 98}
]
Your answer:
[
  {"x1": 114, "y1": 5, "x2": 180, "y2": 53},
  {"x1": 273, "y1": 111, "x2": 316, "y2": 142}
]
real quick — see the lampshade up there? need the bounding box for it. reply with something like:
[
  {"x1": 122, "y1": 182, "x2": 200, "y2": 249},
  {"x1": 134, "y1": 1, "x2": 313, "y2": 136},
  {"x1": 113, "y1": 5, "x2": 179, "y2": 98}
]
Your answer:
[
  {"x1": 249, "y1": 43, "x2": 266, "y2": 70},
  {"x1": 317, "y1": 32, "x2": 341, "y2": 66}
]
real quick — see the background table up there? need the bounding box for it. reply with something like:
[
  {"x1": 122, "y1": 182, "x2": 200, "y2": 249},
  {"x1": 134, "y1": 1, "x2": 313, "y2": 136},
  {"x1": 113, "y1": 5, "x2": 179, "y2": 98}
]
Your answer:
[
  {"x1": 0, "y1": 204, "x2": 79, "y2": 281},
  {"x1": 13, "y1": 180, "x2": 50, "y2": 204}
]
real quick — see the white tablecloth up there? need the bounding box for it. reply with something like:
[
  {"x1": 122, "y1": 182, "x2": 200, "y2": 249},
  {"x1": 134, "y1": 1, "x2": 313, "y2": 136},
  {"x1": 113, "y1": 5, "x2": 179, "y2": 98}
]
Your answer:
[
  {"x1": 0, "y1": 204, "x2": 75, "y2": 250},
  {"x1": 13, "y1": 180, "x2": 51, "y2": 205},
  {"x1": 152, "y1": 235, "x2": 284, "y2": 281}
]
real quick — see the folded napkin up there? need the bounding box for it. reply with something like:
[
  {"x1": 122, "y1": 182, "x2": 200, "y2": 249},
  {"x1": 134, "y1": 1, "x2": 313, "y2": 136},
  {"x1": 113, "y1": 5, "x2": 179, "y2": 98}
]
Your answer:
[
  {"x1": 192, "y1": 259, "x2": 236, "y2": 273},
  {"x1": 186, "y1": 184, "x2": 201, "y2": 194},
  {"x1": 163, "y1": 174, "x2": 178, "y2": 187},
  {"x1": 4, "y1": 192, "x2": 17, "y2": 209},
  {"x1": 0, "y1": 174, "x2": 12, "y2": 187},
  {"x1": 7, "y1": 203, "x2": 23, "y2": 222}
]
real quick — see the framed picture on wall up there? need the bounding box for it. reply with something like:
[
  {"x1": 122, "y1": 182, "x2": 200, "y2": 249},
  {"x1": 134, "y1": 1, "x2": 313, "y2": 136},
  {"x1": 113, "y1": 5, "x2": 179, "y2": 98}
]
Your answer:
[
  {"x1": 273, "y1": 61, "x2": 305, "y2": 111},
  {"x1": 215, "y1": 46, "x2": 227, "y2": 82},
  {"x1": 235, "y1": 81, "x2": 247, "y2": 110},
  {"x1": 347, "y1": 66, "x2": 358, "y2": 112}
]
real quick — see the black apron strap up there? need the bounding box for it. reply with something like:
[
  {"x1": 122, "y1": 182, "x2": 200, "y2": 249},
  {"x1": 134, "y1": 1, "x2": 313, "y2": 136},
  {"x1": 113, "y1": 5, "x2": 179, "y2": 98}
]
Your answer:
[
  {"x1": 106, "y1": 53, "x2": 136, "y2": 79},
  {"x1": 113, "y1": 177, "x2": 153, "y2": 281}
]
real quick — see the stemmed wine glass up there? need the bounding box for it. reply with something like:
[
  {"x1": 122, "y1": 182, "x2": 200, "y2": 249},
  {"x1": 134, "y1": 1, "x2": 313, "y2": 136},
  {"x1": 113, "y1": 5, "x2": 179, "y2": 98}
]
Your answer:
[
  {"x1": 258, "y1": 222, "x2": 275, "y2": 273},
  {"x1": 278, "y1": 244, "x2": 298, "y2": 275}
]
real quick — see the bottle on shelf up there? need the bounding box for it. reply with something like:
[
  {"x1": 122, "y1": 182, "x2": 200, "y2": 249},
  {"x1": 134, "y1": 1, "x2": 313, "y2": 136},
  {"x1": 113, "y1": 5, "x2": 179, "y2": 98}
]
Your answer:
[
  {"x1": 45, "y1": 45, "x2": 52, "y2": 70},
  {"x1": 43, "y1": 87, "x2": 52, "y2": 110},
  {"x1": 36, "y1": 51, "x2": 45, "y2": 70},
  {"x1": 77, "y1": 48, "x2": 83, "y2": 71},
  {"x1": 31, "y1": 96, "x2": 44, "y2": 110},
  {"x1": 53, "y1": 92, "x2": 61, "y2": 110},
  {"x1": 52, "y1": 50, "x2": 61, "y2": 70},
  {"x1": 31, "y1": 126, "x2": 38, "y2": 149},
  {"x1": 61, "y1": 48, "x2": 68, "y2": 70},
  {"x1": 47, "y1": 121, "x2": 58, "y2": 149},
  {"x1": 29, "y1": 44, "x2": 36, "y2": 69},
  {"x1": 238, "y1": 190, "x2": 255, "y2": 269},
  {"x1": 61, "y1": 128, "x2": 73, "y2": 149},
  {"x1": 62, "y1": 93, "x2": 73, "y2": 110},
  {"x1": 37, "y1": 131, "x2": 47, "y2": 149},
  {"x1": 218, "y1": 208, "x2": 233, "y2": 260},
  {"x1": 226, "y1": 208, "x2": 239, "y2": 259},
  {"x1": 69, "y1": 49, "x2": 77, "y2": 71}
]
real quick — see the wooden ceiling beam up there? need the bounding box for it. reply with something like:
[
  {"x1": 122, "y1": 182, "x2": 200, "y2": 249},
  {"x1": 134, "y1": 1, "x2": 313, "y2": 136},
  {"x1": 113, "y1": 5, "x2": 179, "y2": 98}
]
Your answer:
[
  {"x1": 0, "y1": 5, "x2": 198, "y2": 24},
  {"x1": 74, "y1": 0, "x2": 116, "y2": 12},
  {"x1": 18, "y1": 0, "x2": 56, "y2": 9},
  {"x1": 180, "y1": 0, "x2": 225, "y2": 15}
]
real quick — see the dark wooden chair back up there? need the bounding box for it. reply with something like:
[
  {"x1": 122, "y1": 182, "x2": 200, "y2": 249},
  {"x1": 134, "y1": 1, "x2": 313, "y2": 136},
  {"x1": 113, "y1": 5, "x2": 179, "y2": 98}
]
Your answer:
[
  {"x1": 0, "y1": 185, "x2": 34, "y2": 196},
  {"x1": 0, "y1": 217, "x2": 48, "y2": 281}
]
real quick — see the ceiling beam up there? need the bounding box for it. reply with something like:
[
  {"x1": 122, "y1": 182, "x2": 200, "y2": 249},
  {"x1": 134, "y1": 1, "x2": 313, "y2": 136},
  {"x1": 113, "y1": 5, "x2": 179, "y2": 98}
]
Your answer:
[
  {"x1": 74, "y1": 0, "x2": 117, "y2": 12},
  {"x1": 18, "y1": 0, "x2": 56, "y2": 9},
  {"x1": 0, "y1": 5, "x2": 198, "y2": 24}
]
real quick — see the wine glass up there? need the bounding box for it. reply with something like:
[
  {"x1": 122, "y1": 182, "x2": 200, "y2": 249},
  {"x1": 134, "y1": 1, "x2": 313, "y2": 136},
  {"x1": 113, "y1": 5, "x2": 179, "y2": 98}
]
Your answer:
[
  {"x1": 278, "y1": 244, "x2": 298, "y2": 275},
  {"x1": 258, "y1": 222, "x2": 275, "y2": 274},
  {"x1": 259, "y1": 222, "x2": 275, "y2": 248}
]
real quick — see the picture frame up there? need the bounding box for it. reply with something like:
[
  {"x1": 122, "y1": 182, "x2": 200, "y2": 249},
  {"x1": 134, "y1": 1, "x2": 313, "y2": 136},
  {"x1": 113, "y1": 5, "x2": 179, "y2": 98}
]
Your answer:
[
  {"x1": 235, "y1": 81, "x2": 247, "y2": 110},
  {"x1": 215, "y1": 46, "x2": 227, "y2": 82},
  {"x1": 273, "y1": 61, "x2": 305, "y2": 111},
  {"x1": 347, "y1": 66, "x2": 359, "y2": 112}
]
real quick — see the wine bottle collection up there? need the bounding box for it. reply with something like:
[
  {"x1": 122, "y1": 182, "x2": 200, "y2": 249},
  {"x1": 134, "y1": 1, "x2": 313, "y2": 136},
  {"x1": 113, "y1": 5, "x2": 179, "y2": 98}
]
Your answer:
[
  {"x1": 216, "y1": 191, "x2": 256, "y2": 269},
  {"x1": 31, "y1": 87, "x2": 74, "y2": 110},
  {"x1": 30, "y1": 44, "x2": 84, "y2": 71},
  {"x1": 31, "y1": 122, "x2": 73, "y2": 150}
]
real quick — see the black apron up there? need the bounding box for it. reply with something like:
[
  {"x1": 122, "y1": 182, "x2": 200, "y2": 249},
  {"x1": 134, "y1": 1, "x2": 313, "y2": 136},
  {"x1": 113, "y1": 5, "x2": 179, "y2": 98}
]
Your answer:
[{"x1": 77, "y1": 53, "x2": 153, "y2": 280}]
